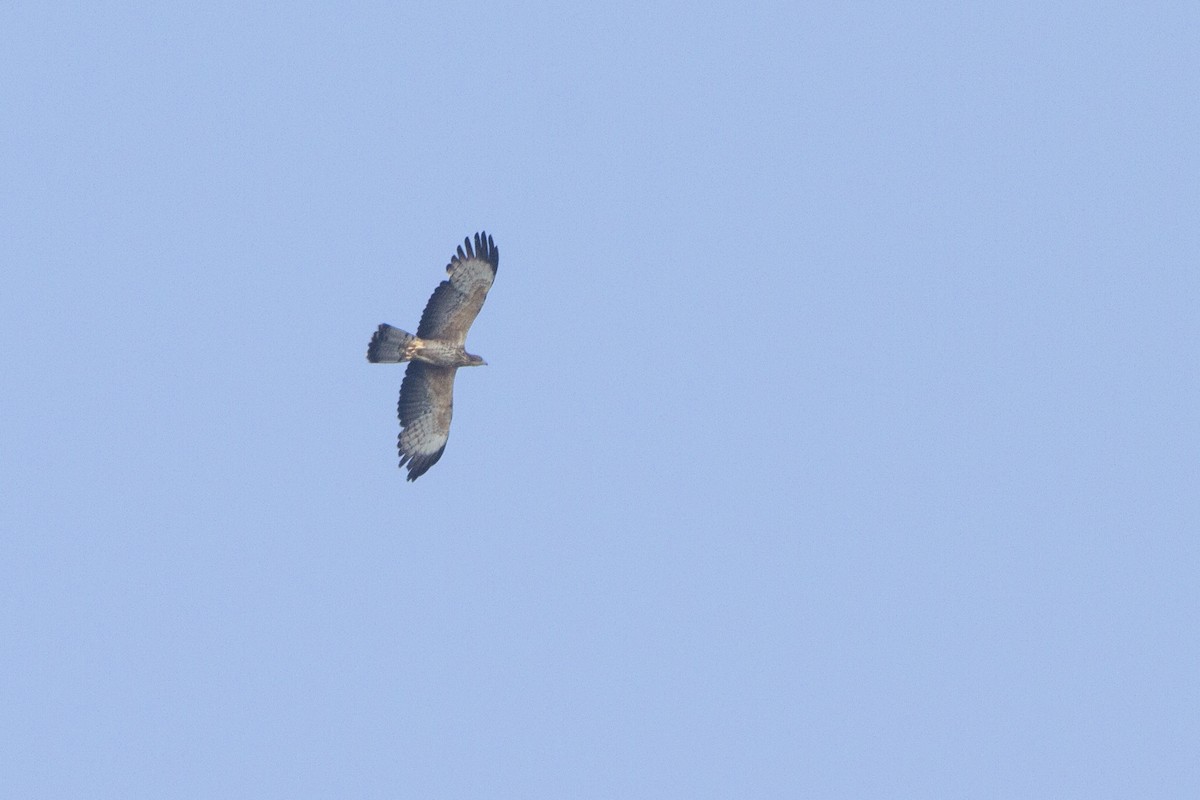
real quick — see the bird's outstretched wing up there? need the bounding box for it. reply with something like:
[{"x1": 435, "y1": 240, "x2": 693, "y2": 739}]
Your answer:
[
  {"x1": 416, "y1": 232, "x2": 499, "y2": 347},
  {"x1": 396, "y1": 361, "x2": 456, "y2": 481}
]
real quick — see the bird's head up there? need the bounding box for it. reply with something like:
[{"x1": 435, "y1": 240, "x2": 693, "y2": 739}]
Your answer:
[{"x1": 464, "y1": 353, "x2": 487, "y2": 367}]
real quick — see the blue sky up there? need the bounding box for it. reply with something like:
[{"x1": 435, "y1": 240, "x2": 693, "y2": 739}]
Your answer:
[{"x1": 2, "y1": 2, "x2": 1197, "y2": 797}]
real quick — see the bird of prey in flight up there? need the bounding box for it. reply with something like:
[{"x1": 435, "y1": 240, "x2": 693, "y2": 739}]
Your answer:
[{"x1": 367, "y1": 232, "x2": 498, "y2": 480}]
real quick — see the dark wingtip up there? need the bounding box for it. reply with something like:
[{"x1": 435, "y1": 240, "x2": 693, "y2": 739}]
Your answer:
[
  {"x1": 398, "y1": 444, "x2": 446, "y2": 481},
  {"x1": 476, "y1": 231, "x2": 499, "y2": 272},
  {"x1": 475, "y1": 231, "x2": 499, "y2": 271},
  {"x1": 447, "y1": 231, "x2": 498, "y2": 272}
]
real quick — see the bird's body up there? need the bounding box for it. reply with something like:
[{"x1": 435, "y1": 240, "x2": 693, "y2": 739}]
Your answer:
[
  {"x1": 367, "y1": 232, "x2": 498, "y2": 480},
  {"x1": 369, "y1": 326, "x2": 484, "y2": 368}
]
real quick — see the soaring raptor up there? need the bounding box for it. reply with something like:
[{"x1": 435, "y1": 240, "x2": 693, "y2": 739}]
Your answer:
[{"x1": 367, "y1": 232, "x2": 498, "y2": 480}]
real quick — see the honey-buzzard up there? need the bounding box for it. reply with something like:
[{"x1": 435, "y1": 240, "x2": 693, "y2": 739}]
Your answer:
[{"x1": 366, "y1": 232, "x2": 498, "y2": 480}]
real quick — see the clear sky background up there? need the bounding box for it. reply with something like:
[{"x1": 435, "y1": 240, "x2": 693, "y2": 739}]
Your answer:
[{"x1": 2, "y1": 2, "x2": 1197, "y2": 797}]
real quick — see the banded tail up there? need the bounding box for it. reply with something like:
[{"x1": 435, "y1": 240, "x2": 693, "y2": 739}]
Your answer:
[{"x1": 367, "y1": 324, "x2": 422, "y2": 363}]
